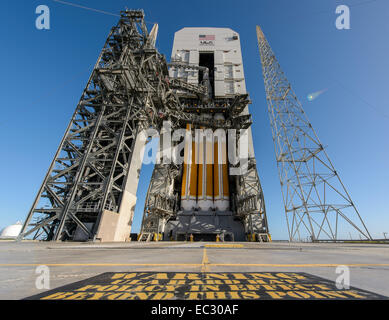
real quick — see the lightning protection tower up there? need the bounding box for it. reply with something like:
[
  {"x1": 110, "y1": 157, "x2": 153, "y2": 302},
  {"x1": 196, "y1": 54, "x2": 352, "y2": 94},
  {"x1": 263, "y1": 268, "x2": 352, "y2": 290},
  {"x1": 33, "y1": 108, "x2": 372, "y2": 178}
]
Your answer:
[{"x1": 256, "y1": 26, "x2": 372, "y2": 242}]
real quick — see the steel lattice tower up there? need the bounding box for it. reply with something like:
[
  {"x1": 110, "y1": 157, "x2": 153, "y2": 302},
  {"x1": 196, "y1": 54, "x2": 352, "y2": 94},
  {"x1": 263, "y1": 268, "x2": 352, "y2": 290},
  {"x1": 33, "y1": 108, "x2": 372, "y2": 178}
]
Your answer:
[
  {"x1": 18, "y1": 10, "x2": 179, "y2": 241},
  {"x1": 256, "y1": 26, "x2": 371, "y2": 242}
]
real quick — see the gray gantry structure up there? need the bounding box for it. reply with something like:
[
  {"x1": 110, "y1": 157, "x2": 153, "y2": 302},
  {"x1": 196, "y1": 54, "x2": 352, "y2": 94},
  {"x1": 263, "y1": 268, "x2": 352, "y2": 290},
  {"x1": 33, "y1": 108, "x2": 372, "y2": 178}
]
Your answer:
[
  {"x1": 20, "y1": 10, "x2": 173, "y2": 241},
  {"x1": 140, "y1": 26, "x2": 269, "y2": 242},
  {"x1": 256, "y1": 26, "x2": 371, "y2": 242},
  {"x1": 18, "y1": 11, "x2": 269, "y2": 241}
]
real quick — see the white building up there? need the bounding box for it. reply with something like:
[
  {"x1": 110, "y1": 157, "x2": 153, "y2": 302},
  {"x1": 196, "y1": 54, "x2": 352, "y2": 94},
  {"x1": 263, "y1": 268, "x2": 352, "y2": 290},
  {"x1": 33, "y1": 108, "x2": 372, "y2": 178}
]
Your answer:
[{"x1": 0, "y1": 222, "x2": 22, "y2": 239}]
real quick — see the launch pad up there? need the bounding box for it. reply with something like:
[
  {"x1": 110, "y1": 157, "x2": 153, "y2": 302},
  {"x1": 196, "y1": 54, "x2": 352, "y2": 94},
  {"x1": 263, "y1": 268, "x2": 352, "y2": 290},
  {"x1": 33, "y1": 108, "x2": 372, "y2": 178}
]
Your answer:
[
  {"x1": 18, "y1": 9, "x2": 371, "y2": 244},
  {"x1": 1, "y1": 241, "x2": 388, "y2": 300},
  {"x1": 159, "y1": 27, "x2": 265, "y2": 242},
  {"x1": 19, "y1": 10, "x2": 269, "y2": 243},
  {"x1": 1, "y1": 3, "x2": 387, "y2": 305}
]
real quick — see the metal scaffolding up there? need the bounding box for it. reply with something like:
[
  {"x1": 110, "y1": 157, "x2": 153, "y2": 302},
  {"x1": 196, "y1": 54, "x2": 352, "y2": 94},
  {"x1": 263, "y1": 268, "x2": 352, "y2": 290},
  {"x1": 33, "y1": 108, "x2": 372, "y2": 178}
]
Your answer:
[
  {"x1": 256, "y1": 26, "x2": 371, "y2": 242},
  {"x1": 19, "y1": 10, "x2": 176, "y2": 241},
  {"x1": 18, "y1": 10, "x2": 269, "y2": 241}
]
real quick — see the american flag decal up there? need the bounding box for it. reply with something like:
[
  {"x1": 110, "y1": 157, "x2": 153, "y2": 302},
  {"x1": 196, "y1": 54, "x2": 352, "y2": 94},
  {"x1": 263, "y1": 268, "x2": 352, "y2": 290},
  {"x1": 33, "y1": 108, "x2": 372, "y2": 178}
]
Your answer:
[{"x1": 199, "y1": 34, "x2": 215, "y2": 40}]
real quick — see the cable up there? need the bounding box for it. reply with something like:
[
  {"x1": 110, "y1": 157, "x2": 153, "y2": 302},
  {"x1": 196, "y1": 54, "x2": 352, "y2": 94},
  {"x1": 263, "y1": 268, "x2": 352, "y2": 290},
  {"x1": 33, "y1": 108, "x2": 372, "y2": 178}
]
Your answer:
[
  {"x1": 315, "y1": 0, "x2": 381, "y2": 14},
  {"x1": 285, "y1": 0, "x2": 382, "y2": 20},
  {"x1": 348, "y1": 0, "x2": 380, "y2": 8},
  {"x1": 51, "y1": 0, "x2": 157, "y2": 25},
  {"x1": 272, "y1": 0, "x2": 389, "y2": 119},
  {"x1": 292, "y1": 47, "x2": 389, "y2": 120},
  {"x1": 52, "y1": 0, "x2": 120, "y2": 17},
  {"x1": 334, "y1": 80, "x2": 389, "y2": 119}
]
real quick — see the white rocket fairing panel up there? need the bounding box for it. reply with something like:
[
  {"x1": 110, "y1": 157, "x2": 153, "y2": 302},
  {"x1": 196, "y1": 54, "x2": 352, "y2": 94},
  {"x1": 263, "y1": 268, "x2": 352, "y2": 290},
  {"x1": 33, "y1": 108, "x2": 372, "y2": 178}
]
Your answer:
[{"x1": 171, "y1": 28, "x2": 247, "y2": 97}]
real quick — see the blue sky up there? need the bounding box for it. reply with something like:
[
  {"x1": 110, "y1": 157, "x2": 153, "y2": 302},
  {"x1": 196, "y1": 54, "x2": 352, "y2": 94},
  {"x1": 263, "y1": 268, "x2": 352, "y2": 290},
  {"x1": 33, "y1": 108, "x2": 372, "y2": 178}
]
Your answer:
[{"x1": 0, "y1": 0, "x2": 388, "y2": 240}]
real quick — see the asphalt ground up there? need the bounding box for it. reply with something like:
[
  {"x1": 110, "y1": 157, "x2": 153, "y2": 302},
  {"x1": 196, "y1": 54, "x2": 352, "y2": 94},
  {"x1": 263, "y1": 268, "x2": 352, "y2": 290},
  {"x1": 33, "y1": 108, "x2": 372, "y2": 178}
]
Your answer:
[{"x1": 0, "y1": 241, "x2": 388, "y2": 299}]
